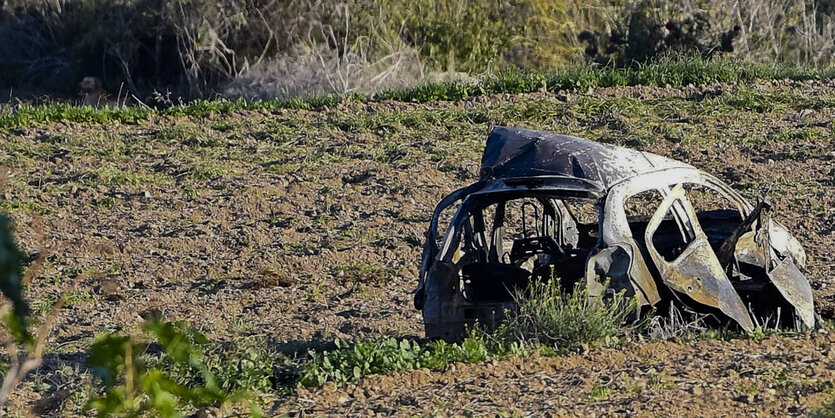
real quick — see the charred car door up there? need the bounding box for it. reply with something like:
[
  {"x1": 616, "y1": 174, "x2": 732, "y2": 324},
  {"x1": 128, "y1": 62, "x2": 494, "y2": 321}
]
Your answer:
[{"x1": 642, "y1": 184, "x2": 754, "y2": 331}]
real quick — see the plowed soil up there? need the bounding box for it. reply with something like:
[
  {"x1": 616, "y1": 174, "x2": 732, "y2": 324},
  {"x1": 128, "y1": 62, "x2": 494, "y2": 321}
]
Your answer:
[{"x1": 0, "y1": 79, "x2": 834, "y2": 415}]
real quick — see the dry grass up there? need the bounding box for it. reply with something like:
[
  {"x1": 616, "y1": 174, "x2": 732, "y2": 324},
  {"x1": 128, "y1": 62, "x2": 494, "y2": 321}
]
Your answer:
[
  {"x1": 664, "y1": 0, "x2": 835, "y2": 67},
  {"x1": 221, "y1": 4, "x2": 425, "y2": 100},
  {"x1": 2, "y1": 0, "x2": 833, "y2": 101}
]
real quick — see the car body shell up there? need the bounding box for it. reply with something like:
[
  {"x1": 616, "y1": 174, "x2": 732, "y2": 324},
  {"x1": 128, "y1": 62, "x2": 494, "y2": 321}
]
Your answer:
[{"x1": 415, "y1": 126, "x2": 814, "y2": 341}]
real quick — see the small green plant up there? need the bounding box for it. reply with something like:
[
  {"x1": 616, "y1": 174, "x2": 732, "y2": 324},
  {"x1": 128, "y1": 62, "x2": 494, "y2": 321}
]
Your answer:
[
  {"x1": 305, "y1": 282, "x2": 326, "y2": 303},
  {"x1": 588, "y1": 382, "x2": 610, "y2": 399},
  {"x1": 809, "y1": 390, "x2": 835, "y2": 418},
  {"x1": 85, "y1": 316, "x2": 260, "y2": 417},
  {"x1": 647, "y1": 372, "x2": 675, "y2": 390},
  {"x1": 298, "y1": 336, "x2": 497, "y2": 387},
  {"x1": 328, "y1": 260, "x2": 389, "y2": 285},
  {"x1": 620, "y1": 375, "x2": 642, "y2": 394},
  {"x1": 188, "y1": 163, "x2": 227, "y2": 181},
  {"x1": 151, "y1": 336, "x2": 285, "y2": 396},
  {"x1": 736, "y1": 381, "x2": 758, "y2": 394}
]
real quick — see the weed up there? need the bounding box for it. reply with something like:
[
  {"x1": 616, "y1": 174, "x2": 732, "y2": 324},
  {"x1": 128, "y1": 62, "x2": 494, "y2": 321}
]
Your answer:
[
  {"x1": 106, "y1": 262, "x2": 123, "y2": 276},
  {"x1": 183, "y1": 135, "x2": 226, "y2": 148},
  {"x1": 737, "y1": 381, "x2": 758, "y2": 394},
  {"x1": 64, "y1": 291, "x2": 95, "y2": 307},
  {"x1": 328, "y1": 260, "x2": 389, "y2": 285},
  {"x1": 85, "y1": 317, "x2": 261, "y2": 417},
  {"x1": 620, "y1": 375, "x2": 642, "y2": 394},
  {"x1": 92, "y1": 197, "x2": 116, "y2": 209},
  {"x1": 305, "y1": 282, "x2": 326, "y2": 303},
  {"x1": 32, "y1": 294, "x2": 59, "y2": 317},
  {"x1": 294, "y1": 280, "x2": 638, "y2": 389},
  {"x1": 759, "y1": 367, "x2": 817, "y2": 392},
  {"x1": 493, "y1": 279, "x2": 637, "y2": 352},
  {"x1": 588, "y1": 382, "x2": 610, "y2": 399},
  {"x1": 403, "y1": 233, "x2": 423, "y2": 247},
  {"x1": 188, "y1": 163, "x2": 227, "y2": 181},
  {"x1": 149, "y1": 335, "x2": 286, "y2": 395},
  {"x1": 0, "y1": 200, "x2": 51, "y2": 216},
  {"x1": 297, "y1": 336, "x2": 493, "y2": 387},
  {"x1": 81, "y1": 166, "x2": 171, "y2": 188},
  {"x1": 647, "y1": 372, "x2": 675, "y2": 390}
]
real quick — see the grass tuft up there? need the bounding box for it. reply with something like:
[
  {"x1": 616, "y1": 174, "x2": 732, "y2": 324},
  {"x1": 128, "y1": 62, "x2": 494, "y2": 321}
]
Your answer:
[
  {"x1": 493, "y1": 279, "x2": 637, "y2": 352},
  {"x1": 328, "y1": 260, "x2": 390, "y2": 285}
]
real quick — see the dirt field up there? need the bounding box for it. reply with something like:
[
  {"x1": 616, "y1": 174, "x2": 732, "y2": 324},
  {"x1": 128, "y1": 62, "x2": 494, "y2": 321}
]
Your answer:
[{"x1": 1, "y1": 79, "x2": 834, "y2": 415}]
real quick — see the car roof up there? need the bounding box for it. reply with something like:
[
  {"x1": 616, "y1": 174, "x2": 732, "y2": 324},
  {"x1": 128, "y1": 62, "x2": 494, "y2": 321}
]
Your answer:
[{"x1": 480, "y1": 126, "x2": 695, "y2": 190}]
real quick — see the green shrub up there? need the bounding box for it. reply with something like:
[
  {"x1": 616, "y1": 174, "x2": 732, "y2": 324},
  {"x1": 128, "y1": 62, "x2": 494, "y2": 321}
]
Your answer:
[
  {"x1": 493, "y1": 279, "x2": 637, "y2": 352},
  {"x1": 149, "y1": 336, "x2": 284, "y2": 395},
  {"x1": 85, "y1": 317, "x2": 260, "y2": 417}
]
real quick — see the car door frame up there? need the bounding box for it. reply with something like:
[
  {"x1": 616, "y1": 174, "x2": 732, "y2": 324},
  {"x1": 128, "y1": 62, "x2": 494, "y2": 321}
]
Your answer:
[{"x1": 598, "y1": 168, "x2": 755, "y2": 330}]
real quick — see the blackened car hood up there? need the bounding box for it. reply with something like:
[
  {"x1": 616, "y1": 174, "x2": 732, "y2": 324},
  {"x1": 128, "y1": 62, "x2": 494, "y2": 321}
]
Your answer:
[{"x1": 480, "y1": 126, "x2": 694, "y2": 189}]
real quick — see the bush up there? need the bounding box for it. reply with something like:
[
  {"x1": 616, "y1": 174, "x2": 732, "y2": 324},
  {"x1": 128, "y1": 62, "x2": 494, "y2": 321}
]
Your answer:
[
  {"x1": 493, "y1": 279, "x2": 637, "y2": 352},
  {"x1": 85, "y1": 317, "x2": 262, "y2": 417},
  {"x1": 579, "y1": 0, "x2": 835, "y2": 68}
]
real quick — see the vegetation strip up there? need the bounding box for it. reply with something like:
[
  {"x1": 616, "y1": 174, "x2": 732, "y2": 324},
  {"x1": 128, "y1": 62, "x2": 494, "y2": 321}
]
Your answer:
[
  {"x1": 299, "y1": 281, "x2": 636, "y2": 387},
  {"x1": 1, "y1": 57, "x2": 834, "y2": 130}
]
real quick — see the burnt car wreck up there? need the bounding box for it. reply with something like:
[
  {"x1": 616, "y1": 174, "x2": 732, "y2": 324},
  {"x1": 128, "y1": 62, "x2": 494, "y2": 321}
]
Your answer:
[{"x1": 415, "y1": 126, "x2": 814, "y2": 341}]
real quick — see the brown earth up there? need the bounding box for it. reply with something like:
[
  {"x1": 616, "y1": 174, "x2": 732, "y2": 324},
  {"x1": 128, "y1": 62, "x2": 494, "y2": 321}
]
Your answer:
[
  {"x1": 0, "y1": 79, "x2": 833, "y2": 415},
  {"x1": 282, "y1": 330, "x2": 835, "y2": 416}
]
